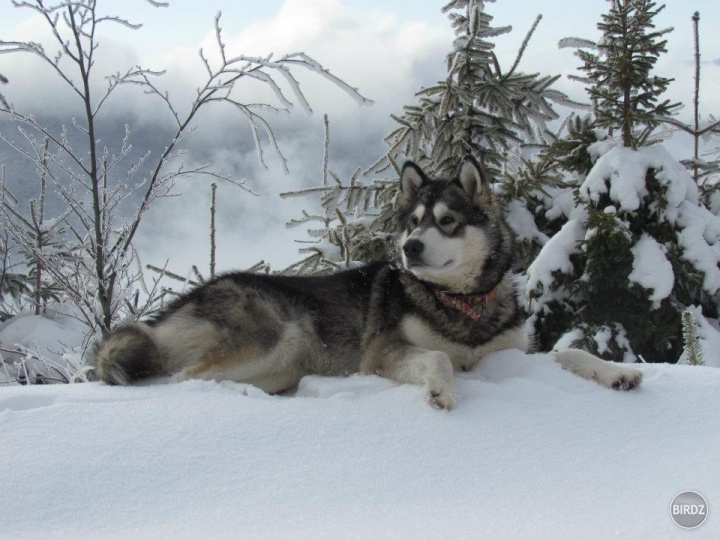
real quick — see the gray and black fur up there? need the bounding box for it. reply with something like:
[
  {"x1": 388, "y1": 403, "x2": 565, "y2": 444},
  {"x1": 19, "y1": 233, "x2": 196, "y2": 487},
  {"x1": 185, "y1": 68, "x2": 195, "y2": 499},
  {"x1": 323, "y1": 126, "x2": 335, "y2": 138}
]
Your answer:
[{"x1": 95, "y1": 157, "x2": 641, "y2": 409}]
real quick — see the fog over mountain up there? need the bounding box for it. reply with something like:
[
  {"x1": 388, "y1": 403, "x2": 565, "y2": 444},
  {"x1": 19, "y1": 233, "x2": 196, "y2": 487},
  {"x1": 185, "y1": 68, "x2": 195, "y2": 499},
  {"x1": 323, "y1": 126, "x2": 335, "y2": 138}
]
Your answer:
[{"x1": 0, "y1": 107, "x2": 395, "y2": 273}]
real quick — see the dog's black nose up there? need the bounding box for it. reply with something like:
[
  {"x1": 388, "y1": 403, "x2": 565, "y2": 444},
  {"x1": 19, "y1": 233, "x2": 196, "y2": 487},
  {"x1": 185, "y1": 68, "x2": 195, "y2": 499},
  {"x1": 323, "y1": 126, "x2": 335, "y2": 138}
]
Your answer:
[{"x1": 403, "y1": 239, "x2": 424, "y2": 258}]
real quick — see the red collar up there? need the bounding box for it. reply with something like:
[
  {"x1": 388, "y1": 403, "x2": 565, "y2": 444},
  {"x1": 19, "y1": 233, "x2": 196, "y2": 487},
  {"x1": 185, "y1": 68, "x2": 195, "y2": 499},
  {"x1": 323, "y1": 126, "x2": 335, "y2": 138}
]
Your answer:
[{"x1": 432, "y1": 288, "x2": 497, "y2": 323}]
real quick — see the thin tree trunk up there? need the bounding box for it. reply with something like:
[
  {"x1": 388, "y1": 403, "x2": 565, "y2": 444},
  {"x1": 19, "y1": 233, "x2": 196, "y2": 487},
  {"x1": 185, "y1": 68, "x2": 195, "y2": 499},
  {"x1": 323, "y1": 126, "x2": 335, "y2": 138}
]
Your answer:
[
  {"x1": 692, "y1": 11, "x2": 701, "y2": 184},
  {"x1": 210, "y1": 183, "x2": 217, "y2": 279},
  {"x1": 67, "y1": 7, "x2": 112, "y2": 335},
  {"x1": 620, "y1": 0, "x2": 633, "y2": 148}
]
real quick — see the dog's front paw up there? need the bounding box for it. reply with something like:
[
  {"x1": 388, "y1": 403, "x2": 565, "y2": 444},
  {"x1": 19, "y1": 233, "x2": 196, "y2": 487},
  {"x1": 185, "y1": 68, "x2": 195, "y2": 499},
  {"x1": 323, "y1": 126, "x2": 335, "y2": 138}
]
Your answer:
[
  {"x1": 607, "y1": 369, "x2": 642, "y2": 391},
  {"x1": 427, "y1": 388, "x2": 456, "y2": 410},
  {"x1": 425, "y1": 357, "x2": 457, "y2": 410},
  {"x1": 593, "y1": 364, "x2": 642, "y2": 391}
]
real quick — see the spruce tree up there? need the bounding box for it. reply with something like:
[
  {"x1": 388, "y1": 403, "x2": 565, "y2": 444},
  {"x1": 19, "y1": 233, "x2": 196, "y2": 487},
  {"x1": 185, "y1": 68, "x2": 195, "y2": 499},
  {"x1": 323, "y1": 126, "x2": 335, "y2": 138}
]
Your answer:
[
  {"x1": 528, "y1": 0, "x2": 720, "y2": 363},
  {"x1": 381, "y1": 1, "x2": 561, "y2": 176},
  {"x1": 571, "y1": 0, "x2": 680, "y2": 148}
]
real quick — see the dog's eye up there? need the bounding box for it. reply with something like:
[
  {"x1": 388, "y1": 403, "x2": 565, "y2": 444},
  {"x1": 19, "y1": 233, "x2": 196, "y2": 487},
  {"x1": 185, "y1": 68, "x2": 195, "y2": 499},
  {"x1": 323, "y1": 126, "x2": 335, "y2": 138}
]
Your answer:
[
  {"x1": 409, "y1": 216, "x2": 419, "y2": 228},
  {"x1": 439, "y1": 215, "x2": 455, "y2": 226}
]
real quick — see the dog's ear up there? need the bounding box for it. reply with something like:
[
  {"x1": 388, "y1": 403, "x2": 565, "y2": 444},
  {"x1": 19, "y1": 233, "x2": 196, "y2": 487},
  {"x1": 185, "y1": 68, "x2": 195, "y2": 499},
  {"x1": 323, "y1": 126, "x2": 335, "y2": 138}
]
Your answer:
[
  {"x1": 458, "y1": 156, "x2": 492, "y2": 205},
  {"x1": 397, "y1": 161, "x2": 428, "y2": 211}
]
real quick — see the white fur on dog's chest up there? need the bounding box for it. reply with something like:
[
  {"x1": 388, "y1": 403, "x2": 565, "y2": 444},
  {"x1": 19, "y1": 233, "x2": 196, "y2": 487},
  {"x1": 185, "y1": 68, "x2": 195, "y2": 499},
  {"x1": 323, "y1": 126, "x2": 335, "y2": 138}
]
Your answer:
[{"x1": 400, "y1": 315, "x2": 529, "y2": 370}]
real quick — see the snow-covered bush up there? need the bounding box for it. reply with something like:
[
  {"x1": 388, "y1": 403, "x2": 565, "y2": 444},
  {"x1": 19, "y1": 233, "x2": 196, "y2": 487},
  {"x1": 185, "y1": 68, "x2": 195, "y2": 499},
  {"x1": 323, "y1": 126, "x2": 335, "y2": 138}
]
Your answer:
[
  {"x1": 528, "y1": 0, "x2": 720, "y2": 362},
  {"x1": 528, "y1": 142, "x2": 720, "y2": 361},
  {"x1": 0, "y1": 303, "x2": 92, "y2": 384}
]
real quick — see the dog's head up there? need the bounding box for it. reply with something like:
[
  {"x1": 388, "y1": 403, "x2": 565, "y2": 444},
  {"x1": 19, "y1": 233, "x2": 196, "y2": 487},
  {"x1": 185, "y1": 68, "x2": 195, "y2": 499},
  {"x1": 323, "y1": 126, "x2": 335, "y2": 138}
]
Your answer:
[{"x1": 395, "y1": 157, "x2": 513, "y2": 293}]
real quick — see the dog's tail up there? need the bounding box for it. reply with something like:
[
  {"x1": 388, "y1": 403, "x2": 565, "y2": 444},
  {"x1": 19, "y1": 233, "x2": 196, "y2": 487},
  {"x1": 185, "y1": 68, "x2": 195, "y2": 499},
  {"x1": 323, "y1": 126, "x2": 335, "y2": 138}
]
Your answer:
[{"x1": 94, "y1": 323, "x2": 165, "y2": 385}]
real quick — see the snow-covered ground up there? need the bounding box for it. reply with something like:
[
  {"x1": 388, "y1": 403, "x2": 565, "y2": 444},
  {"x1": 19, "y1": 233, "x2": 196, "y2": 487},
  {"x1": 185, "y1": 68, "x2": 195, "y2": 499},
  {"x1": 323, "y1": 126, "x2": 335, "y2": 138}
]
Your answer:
[{"x1": 1, "y1": 350, "x2": 718, "y2": 540}]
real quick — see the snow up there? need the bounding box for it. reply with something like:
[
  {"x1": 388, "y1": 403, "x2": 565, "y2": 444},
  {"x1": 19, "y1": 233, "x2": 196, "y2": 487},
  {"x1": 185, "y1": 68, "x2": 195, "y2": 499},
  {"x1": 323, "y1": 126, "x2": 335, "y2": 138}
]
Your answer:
[
  {"x1": 0, "y1": 305, "x2": 86, "y2": 360},
  {"x1": 557, "y1": 37, "x2": 597, "y2": 50},
  {"x1": 505, "y1": 200, "x2": 549, "y2": 244},
  {"x1": 581, "y1": 144, "x2": 698, "y2": 214},
  {"x1": 542, "y1": 186, "x2": 574, "y2": 221},
  {"x1": 675, "y1": 200, "x2": 720, "y2": 294},
  {"x1": 592, "y1": 325, "x2": 612, "y2": 355},
  {"x1": 628, "y1": 234, "x2": 674, "y2": 307},
  {"x1": 582, "y1": 146, "x2": 652, "y2": 212},
  {"x1": 526, "y1": 218, "x2": 584, "y2": 294},
  {"x1": 707, "y1": 190, "x2": 720, "y2": 216},
  {"x1": 0, "y1": 305, "x2": 89, "y2": 384},
  {"x1": 0, "y1": 352, "x2": 717, "y2": 539},
  {"x1": 552, "y1": 328, "x2": 584, "y2": 352},
  {"x1": 552, "y1": 324, "x2": 638, "y2": 363}
]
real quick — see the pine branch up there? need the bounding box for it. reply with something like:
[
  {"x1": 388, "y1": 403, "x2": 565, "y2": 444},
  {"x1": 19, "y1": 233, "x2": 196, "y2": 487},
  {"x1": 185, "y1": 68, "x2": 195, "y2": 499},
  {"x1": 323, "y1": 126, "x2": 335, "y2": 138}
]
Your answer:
[
  {"x1": 506, "y1": 14, "x2": 542, "y2": 79},
  {"x1": 680, "y1": 310, "x2": 705, "y2": 366}
]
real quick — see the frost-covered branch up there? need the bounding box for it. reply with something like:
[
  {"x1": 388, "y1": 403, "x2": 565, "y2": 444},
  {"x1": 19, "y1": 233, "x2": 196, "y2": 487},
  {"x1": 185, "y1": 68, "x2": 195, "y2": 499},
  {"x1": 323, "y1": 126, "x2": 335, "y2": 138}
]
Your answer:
[{"x1": 0, "y1": 343, "x2": 92, "y2": 385}]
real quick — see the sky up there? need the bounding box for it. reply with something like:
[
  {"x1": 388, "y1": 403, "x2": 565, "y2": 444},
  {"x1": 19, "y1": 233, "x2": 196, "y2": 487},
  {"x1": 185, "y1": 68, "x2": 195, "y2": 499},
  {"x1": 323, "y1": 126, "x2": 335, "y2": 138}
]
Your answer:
[{"x1": 1, "y1": 0, "x2": 720, "y2": 273}]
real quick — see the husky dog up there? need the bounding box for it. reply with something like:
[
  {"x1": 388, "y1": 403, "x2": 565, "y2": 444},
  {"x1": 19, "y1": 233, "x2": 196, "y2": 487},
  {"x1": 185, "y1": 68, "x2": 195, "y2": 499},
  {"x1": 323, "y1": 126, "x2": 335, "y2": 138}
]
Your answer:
[{"x1": 95, "y1": 157, "x2": 642, "y2": 409}]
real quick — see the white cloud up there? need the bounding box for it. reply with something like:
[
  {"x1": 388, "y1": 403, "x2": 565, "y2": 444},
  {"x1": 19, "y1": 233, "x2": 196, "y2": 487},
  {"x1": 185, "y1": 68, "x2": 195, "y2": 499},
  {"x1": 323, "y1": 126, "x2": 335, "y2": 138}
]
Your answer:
[
  {"x1": 0, "y1": 11, "x2": 146, "y2": 118},
  {"x1": 130, "y1": 0, "x2": 452, "y2": 272},
  {"x1": 155, "y1": 0, "x2": 449, "y2": 120}
]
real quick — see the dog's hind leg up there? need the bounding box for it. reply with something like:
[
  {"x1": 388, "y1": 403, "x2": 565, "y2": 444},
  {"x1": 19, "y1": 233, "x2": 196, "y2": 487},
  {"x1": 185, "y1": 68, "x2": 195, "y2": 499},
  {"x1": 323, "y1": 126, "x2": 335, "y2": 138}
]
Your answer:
[
  {"x1": 174, "y1": 319, "x2": 312, "y2": 394},
  {"x1": 553, "y1": 349, "x2": 642, "y2": 390}
]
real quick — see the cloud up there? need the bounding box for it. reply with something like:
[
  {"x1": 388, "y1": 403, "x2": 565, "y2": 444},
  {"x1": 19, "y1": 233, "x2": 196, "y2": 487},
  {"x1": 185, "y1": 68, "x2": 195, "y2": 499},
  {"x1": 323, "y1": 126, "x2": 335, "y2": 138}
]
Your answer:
[
  {"x1": 129, "y1": 0, "x2": 451, "y2": 272},
  {"x1": 0, "y1": 0, "x2": 452, "y2": 275},
  {"x1": 212, "y1": 0, "x2": 449, "y2": 116},
  {"x1": 0, "y1": 0, "x2": 449, "y2": 160},
  {"x1": 147, "y1": 0, "x2": 450, "y2": 131},
  {"x1": 0, "y1": 11, "x2": 147, "y2": 118}
]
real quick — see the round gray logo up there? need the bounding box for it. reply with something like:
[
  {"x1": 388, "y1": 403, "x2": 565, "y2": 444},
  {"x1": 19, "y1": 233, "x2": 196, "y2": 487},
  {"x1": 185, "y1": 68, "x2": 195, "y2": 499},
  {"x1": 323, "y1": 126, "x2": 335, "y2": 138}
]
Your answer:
[{"x1": 671, "y1": 491, "x2": 708, "y2": 529}]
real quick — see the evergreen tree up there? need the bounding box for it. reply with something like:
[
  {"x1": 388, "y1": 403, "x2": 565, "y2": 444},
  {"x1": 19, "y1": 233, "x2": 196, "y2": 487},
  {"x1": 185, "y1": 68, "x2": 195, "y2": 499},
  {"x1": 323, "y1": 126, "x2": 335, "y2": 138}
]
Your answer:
[
  {"x1": 1, "y1": 161, "x2": 66, "y2": 316},
  {"x1": 570, "y1": 0, "x2": 680, "y2": 148},
  {"x1": 381, "y1": 1, "x2": 562, "y2": 176},
  {"x1": 528, "y1": 0, "x2": 720, "y2": 363},
  {"x1": 0, "y1": 233, "x2": 32, "y2": 320}
]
